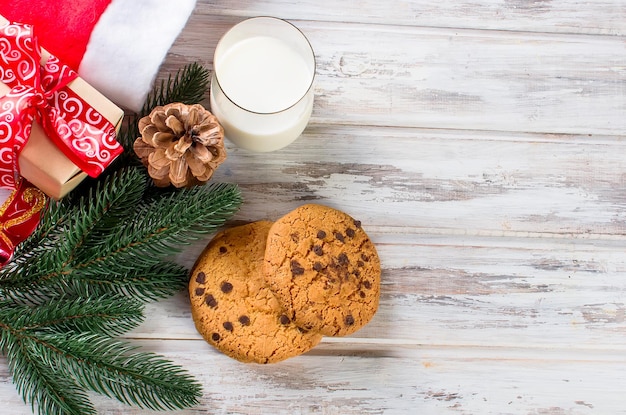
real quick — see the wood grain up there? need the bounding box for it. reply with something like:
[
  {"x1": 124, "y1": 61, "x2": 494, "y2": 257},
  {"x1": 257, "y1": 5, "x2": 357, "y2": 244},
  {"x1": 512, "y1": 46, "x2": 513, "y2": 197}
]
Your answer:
[
  {"x1": 197, "y1": 0, "x2": 626, "y2": 36},
  {"x1": 3, "y1": 0, "x2": 626, "y2": 414},
  {"x1": 204, "y1": 126, "x2": 626, "y2": 237},
  {"x1": 166, "y1": 13, "x2": 626, "y2": 136}
]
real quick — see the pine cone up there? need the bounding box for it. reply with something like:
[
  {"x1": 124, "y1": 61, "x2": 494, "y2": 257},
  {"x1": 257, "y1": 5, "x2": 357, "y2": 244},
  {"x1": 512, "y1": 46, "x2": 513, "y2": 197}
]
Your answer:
[{"x1": 134, "y1": 103, "x2": 227, "y2": 188}]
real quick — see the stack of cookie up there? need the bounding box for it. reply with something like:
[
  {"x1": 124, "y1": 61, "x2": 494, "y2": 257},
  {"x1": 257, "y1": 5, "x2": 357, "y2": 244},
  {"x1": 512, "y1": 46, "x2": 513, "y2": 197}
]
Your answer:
[{"x1": 189, "y1": 204, "x2": 381, "y2": 363}]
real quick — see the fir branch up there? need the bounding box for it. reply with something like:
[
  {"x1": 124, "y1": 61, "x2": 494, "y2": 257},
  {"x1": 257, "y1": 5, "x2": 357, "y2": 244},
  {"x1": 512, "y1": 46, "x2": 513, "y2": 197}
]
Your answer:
[
  {"x1": 8, "y1": 195, "x2": 79, "y2": 276},
  {"x1": 0, "y1": 168, "x2": 183, "y2": 302},
  {"x1": 68, "y1": 167, "x2": 149, "y2": 263},
  {"x1": 140, "y1": 62, "x2": 211, "y2": 118},
  {"x1": 0, "y1": 294, "x2": 144, "y2": 336},
  {"x1": 0, "y1": 299, "x2": 201, "y2": 414},
  {"x1": 12, "y1": 197, "x2": 74, "y2": 260},
  {"x1": 68, "y1": 167, "x2": 146, "y2": 252},
  {"x1": 68, "y1": 261, "x2": 189, "y2": 302},
  {"x1": 4, "y1": 334, "x2": 96, "y2": 415},
  {"x1": 0, "y1": 242, "x2": 72, "y2": 299},
  {"x1": 0, "y1": 260, "x2": 189, "y2": 306},
  {"x1": 5, "y1": 167, "x2": 147, "y2": 278},
  {"x1": 78, "y1": 182, "x2": 241, "y2": 272},
  {"x1": 32, "y1": 333, "x2": 201, "y2": 411}
]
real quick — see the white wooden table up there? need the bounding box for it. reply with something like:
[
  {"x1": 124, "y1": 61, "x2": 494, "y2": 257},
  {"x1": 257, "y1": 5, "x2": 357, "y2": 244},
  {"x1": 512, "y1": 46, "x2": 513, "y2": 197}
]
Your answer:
[{"x1": 3, "y1": 1, "x2": 626, "y2": 413}]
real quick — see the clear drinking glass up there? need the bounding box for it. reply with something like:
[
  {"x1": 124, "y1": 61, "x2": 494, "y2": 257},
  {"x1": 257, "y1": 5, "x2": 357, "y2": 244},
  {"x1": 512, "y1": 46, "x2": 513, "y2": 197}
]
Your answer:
[{"x1": 209, "y1": 17, "x2": 316, "y2": 152}]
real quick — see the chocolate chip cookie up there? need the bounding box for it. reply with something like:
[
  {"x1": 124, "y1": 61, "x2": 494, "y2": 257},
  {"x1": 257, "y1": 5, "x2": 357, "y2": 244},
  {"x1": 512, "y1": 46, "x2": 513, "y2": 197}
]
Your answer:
[
  {"x1": 189, "y1": 221, "x2": 322, "y2": 363},
  {"x1": 264, "y1": 204, "x2": 381, "y2": 336}
]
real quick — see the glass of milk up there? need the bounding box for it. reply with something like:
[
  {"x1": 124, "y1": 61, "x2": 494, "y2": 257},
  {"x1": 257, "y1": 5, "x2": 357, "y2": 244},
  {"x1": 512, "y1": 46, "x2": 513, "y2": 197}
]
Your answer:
[{"x1": 209, "y1": 17, "x2": 316, "y2": 152}]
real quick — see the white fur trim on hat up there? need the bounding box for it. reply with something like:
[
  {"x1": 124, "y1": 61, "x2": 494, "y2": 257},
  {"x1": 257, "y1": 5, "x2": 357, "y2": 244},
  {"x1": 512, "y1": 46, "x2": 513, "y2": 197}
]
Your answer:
[{"x1": 78, "y1": 0, "x2": 196, "y2": 112}]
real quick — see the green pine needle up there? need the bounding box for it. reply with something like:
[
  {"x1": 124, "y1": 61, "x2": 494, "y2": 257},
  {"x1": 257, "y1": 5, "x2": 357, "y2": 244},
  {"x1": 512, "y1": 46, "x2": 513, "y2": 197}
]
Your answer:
[
  {"x1": 2, "y1": 331, "x2": 97, "y2": 415},
  {"x1": 67, "y1": 261, "x2": 191, "y2": 303},
  {"x1": 3, "y1": 330, "x2": 203, "y2": 414},
  {"x1": 0, "y1": 294, "x2": 144, "y2": 337},
  {"x1": 50, "y1": 334, "x2": 202, "y2": 411},
  {"x1": 2, "y1": 261, "x2": 191, "y2": 305},
  {"x1": 0, "y1": 62, "x2": 240, "y2": 415},
  {"x1": 22, "y1": 332, "x2": 202, "y2": 412},
  {"x1": 84, "y1": 182, "x2": 242, "y2": 271},
  {"x1": 140, "y1": 62, "x2": 211, "y2": 117}
]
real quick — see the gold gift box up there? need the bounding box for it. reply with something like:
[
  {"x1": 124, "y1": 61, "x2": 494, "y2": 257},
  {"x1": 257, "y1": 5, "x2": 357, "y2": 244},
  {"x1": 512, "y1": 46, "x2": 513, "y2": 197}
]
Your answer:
[{"x1": 0, "y1": 15, "x2": 124, "y2": 199}]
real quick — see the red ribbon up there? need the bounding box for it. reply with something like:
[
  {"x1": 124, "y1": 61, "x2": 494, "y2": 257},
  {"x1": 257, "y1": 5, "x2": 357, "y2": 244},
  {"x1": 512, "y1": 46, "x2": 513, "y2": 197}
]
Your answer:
[
  {"x1": 0, "y1": 20, "x2": 123, "y2": 187},
  {"x1": 0, "y1": 179, "x2": 46, "y2": 267},
  {"x1": 0, "y1": 20, "x2": 123, "y2": 266}
]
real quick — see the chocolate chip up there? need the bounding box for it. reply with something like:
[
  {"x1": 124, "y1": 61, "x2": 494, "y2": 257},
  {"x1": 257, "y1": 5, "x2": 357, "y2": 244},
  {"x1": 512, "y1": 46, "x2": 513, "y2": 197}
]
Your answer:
[
  {"x1": 361, "y1": 254, "x2": 369, "y2": 262},
  {"x1": 354, "y1": 219, "x2": 362, "y2": 228},
  {"x1": 223, "y1": 321, "x2": 233, "y2": 332},
  {"x1": 357, "y1": 260, "x2": 365, "y2": 268},
  {"x1": 220, "y1": 281, "x2": 233, "y2": 293},
  {"x1": 363, "y1": 280, "x2": 372, "y2": 289},
  {"x1": 317, "y1": 230, "x2": 326, "y2": 239},
  {"x1": 346, "y1": 228, "x2": 356, "y2": 238},
  {"x1": 291, "y1": 260, "x2": 305, "y2": 276},
  {"x1": 338, "y1": 253, "x2": 349, "y2": 266},
  {"x1": 359, "y1": 291, "x2": 366, "y2": 298},
  {"x1": 195, "y1": 272, "x2": 206, "y2": 284},
  {"x1": 219, "y1": 246, "x2": 227, "y2": 254},
  {"x1": 205, "y1": 294, "x2": 217, "y2": 308},
  {"x1": 195, "y1": 287, "x2": 205, "y2": 296},
  {"x1": 334, "y1": 232, "x2": 345, "y2": 243},
  {"x1": 211, "y1": 332, "x2": 221, "y2": 341},
  {"x1": 238, "y1": 315, "x2": 250, "y2": 326},
  {"x1": 353, "y1": 270, "x2": 361, "y2": 277},
  {"x1": 279, "y1": 315, "x2": 291, "y2": 325},
  {"x1": 345, "y1": 315, "x2": 355, "y2": 326},
  {"x1": 290, "y1": 232, "x2": 299, "y2": 243},
  {"x1": 313, "y1": 262, "x2": 324, "y2": 272},
  {"x1": 313, "y1": 245, "x2": 324, "y2": 256}
]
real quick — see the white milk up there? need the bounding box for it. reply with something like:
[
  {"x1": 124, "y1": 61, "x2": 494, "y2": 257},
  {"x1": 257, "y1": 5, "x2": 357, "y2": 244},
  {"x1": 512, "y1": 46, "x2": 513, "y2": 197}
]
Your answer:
[
  {"x1": 210, "y1": 32, "x2": 315, "y2": 152},
  {"x1": 216, "y1": 36, "x2": 312, "y2": 113}
]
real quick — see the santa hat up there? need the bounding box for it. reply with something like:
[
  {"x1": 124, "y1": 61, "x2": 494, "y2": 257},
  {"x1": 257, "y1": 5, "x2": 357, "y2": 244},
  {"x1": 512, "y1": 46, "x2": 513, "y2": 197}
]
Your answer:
[{"x1": 0, "y1": 0, "x2": 197, "y2": 112}]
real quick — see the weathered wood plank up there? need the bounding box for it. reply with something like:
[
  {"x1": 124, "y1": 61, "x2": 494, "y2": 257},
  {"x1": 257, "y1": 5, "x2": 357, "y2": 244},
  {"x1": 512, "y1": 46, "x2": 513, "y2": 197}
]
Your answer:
[
  {"x1": 194, "y1": 0, "x2": 626, "y2": 36},
  {"x1": 4, "y1": 341, "x2": 626, "y2": 414},
  {"x1": 165, "y1": 15, "x2": 626, "y2": 136},
  {"x1": 117, "y1": 232, "x2": 626, "y2": 351},
  {"x1": 196, "y1": 126, "x2": 626, "y2": 237}
]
